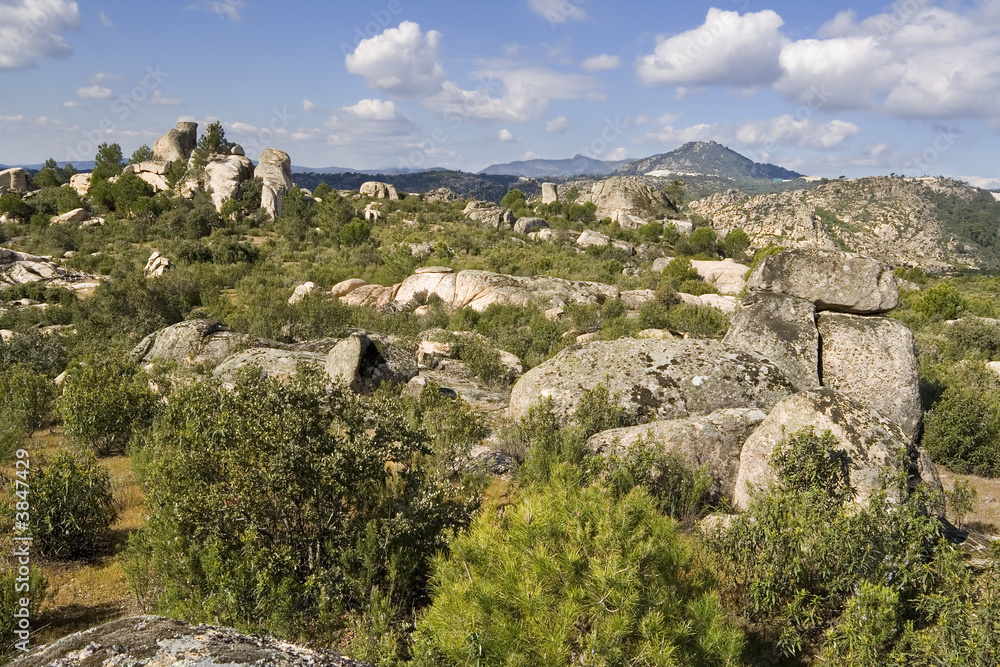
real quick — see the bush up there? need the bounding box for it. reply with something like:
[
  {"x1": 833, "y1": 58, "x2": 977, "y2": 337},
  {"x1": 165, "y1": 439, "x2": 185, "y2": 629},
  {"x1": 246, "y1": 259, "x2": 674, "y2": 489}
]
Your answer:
[
  {"x1": 916, "y1": 281, "x2": 965, "y2": 321},
  {"x1": 125, "y1": 368, "x2": 475, "y2": 642},
  {"x1": 688, "y1": 226, "x2": 718, "y2": 256},
  {"x1": 0, "y1": 564, "x2": 46, "y2": 657},
  {"x1": 59, "y1": 356, "x2": 158, "y2": 456},
  {"x1": 27, "y1": 450, "x2": 118, "y2": 558},
  {"x1": 923, "y1": 368, "x2": 1000, "y2": 477},
  {"x1": 666, "y1": 303, "x2": 729, "y2": 338},
  {"x1": 659, "y1": 256, "x2": 700, "y2": 288},
  {"x1": 0, "y1": 365, "x2": 56, "y2": 458},
  {"x1": 411, "y1": 468, "x2": 744, "y2": 667}
]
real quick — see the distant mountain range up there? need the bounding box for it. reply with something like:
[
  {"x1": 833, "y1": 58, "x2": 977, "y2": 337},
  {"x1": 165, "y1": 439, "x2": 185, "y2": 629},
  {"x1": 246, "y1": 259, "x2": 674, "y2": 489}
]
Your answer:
[
  {"x1": 618, "y1": 141, "x2": 803, "y2": 181},
  {"x1": 478, "y1": 154, "x2": 630, "y2": 177},
  {"x1": 1, "y1": 160, "x2": 96, "y2": 172}
]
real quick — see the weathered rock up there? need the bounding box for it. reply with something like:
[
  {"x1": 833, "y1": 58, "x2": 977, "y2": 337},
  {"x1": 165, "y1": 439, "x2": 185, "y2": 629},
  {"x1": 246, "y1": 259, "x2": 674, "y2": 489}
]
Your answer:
[
  {"x1": 817, "y1": 313, "x2": 921, "y2": 441},
  {"x1": 255, "y1": 148, "x2": 293, "y2": 219},
  {"x1": 152, "y1": 121, "x2": 198, "y2": 163},
  {"x1": 541, "y1": 182, "x2": 559, "y2": 204},
  {"x1": 231, "y1": 144, "x2": 245, "y2": 156},
  {"x1": 417, "y1": 328, "x2": 523, "y2": 377},
  {"x1": 529, "y1": 228, "x2": 555, "y2": 242},
  {"x1": 331, "y1": 278, "x2": 368, "y2": 297},
  {"x1": 363, "y1": 202, "x2": 381, "y2": 222},
  {"x1": 0, "y1": 247, "x2": 65, "y2": 286},
  {"x1": 733, "y1": 388, "x2": 941, "y2": 509},
  {"x1": 203, "y1": 154, "x2": 254, "y2": 211},
  {"x1": 620, "y1": 289, "x2": 657, "y2": 309},
  {"x1": 423, "y1": 186, "x2": 460, "y2": 202},
  {"x1": 514, "y1": 217, "x2": 549, "y2": 234},
  {"x1": 50, "y1": 208, "x2": 89, "y2": 224},
  {"x1": 724, "y1": 291, "x2": 819, "y2": 391},
  {"x1": 395, "y1": 268, "x2": 457, "y2": 306},
  {"x1": 576, "y1": 229, "x2": 610, "y2": 248},
  {"x1": 508, "y1": 338, "x2": 794, "y2": 425},
  {"x1": 359, "y1": 181, "x2": 399, "y2": 200},
  {"x1": 581, "y1": 176, "x2": 677, "y2": 226},
  {"x1": 500, "y1": 208, "x2": 517, "y2": 229},
  {"x1": 463, "y1": 445, "x2": 517, "y2": 477},
  {"x1": 143, "y1": 251, "x2": 173, "y2": 278},
  {"x1": 677, "y1": 292, "x2": 740, "y2": 314},
  {"x1": 0, "y1": 168, "x2": 32, "y2": 196},
  {"x1": 212, "y1": 348, "x2": 327, "y2": 385},
  {"x1": 123, "y1": 161, "x2": 170, "y2": 192},
  {"x1": 746, "y1": 248, "x2": 899, "y2": 314},
  {"x1": 130, "y1": 319, "x2": 260, "y2": 369},
  {"x1": 690, "y1": 259, "x2": 749, "y2": 295},
  {"x1": 587, "y1": 408, "x2": 768, "y2": 500},
  {"x1": 408, "y1": 241, "x2": 434, "y2": 259},
  {"x1": 69, "y1": 173, "x2": 91, "y2": 196},
  {"x1": 463, "y1": 200, "x2": 504, "y2": 227},
  {"x1": 9, "y1": 615, "x2": 371, "y2": 667},
  {"x1": 288, "y1": 281, "x2": 318, "y2": 304},
  {"x1": 325, "y1": 333, "x2": 417, "y2": 394},
  {"x1": 452, "y1": 270, "x2": 619, "y2": 312}
]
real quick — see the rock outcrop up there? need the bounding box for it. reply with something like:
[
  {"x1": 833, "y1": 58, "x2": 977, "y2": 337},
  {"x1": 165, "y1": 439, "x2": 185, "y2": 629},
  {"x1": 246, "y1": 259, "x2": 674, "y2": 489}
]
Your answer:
[
  {"x1": 213, "y1": 348, "x2": 327, "y2": 385},
  {"x1": 325, "y1": 332, "x2": 417, "y2": 393},
  {"x1": 587, "y1": 408, "x2": 768, "y2": 500},
  {"x1": 541, "y1": 182, "x2": 559, "y2": 204},
  {"x1": 202, "y1": 154, "x2": 255, "y2": 211},
  {"x1": 255, "y1": 148, "x2": 293, "y2": 219},
  {"x1": 0, "y1": 247, "x2": 65, "y2": 286},
  {"x1": 69, "y1": 173, "x2": 91, "y2": 196},
  {"x1": 360, "y1": 181, "x2": 399, "y2": 200},
  {"x1": 152, "y1": 121, "x2": 198, "y2": 163},
  {"x1": 288, "y1": 281, "x2": 319, "y2": 304},
  {"x1": 122, "y1": 161, "x2": 170, "y2": 192},
  {"x1": 143, "y1": 251, "x2": 173, "y2": 277},
  {"x1": 689, "y1": 259, "x2": 748, "y2": 295},
  {"x1": 515, "y1": 216, "x2": 548, "y2": 235},
  {"x1": 733, "y1": 388, "x2": 941, "y2": 509},
  {"x1": 130, "y1": 319, "x2": 260, "y2": 370},
  {"x1": 50, "y1": 208, "x2": 89, "y2": 224},
  {"x1": 508, "y1": 338, "x2": 794, "y2": 425},
  {"x1": 463, "y1": 200, "x2": 504, "y2": 227},
  {"x1": 581, "y1": 176, "x2": 678, "y2": 228},
  {"x1": 0, "y1": 168, "x2": 32, "y2": 196},
  {"x1": 9, "y1": 615, "x2": 371, "y2": 667}
]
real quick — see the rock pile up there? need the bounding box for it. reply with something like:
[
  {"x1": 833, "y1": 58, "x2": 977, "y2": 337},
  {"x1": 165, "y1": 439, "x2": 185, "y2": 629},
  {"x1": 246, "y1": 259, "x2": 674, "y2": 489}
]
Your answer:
[
  {"x1": 581, "y1": 176, "x2": 678, "y2": 228},
  {"x1": 360, "y1": 180, "x2": 399, "y2": 200},
  {"x1": 0, "y1": 247, "x2": 65, "y2": 286}
]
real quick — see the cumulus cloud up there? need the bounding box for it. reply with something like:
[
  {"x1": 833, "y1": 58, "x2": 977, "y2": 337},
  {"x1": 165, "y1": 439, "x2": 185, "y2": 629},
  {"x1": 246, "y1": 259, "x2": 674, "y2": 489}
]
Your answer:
[
  {"x1": 734, "y1": 115, "x2": 861, "y2": 150},
  {"x1": 637, "y1": 9, "x2": 787, "y2": 87},
  {"x1": 207, "y1": 0, "x2": 245, "y2": 22},
  {"x1": 641, "y1": 122, "x2": 724, "y2": 146},
  {"x1": 62, "y1": 100, "x2": 81, "y2": 108},
  {"x1": 149, "y1": 90, "x2": 182, "y2": 106},
  {"x1": 581, "y1": 54, "x2": 621, "y2": 71},
  {"x1": 528, "y1": 0, "x2": 586, "y2": 24},
  {"x1": 498, "y1": 128, "x2": 518, "y2": 142},
  {"x1": 345, "y1": 21, "x2": 446, "y2": 97},
  {"x1": 302, "y1": 99, "x2": 318, "y2": 112},
  {"x1": 545, "y1": 115, "x2": 572, "y2": 133},
  {"x1": 0, "y1": 0, "x2": 81, "y2": 71},
  {"x1": 608, "y1": 147, "x2": 629, "y2": 160},
  {"x1": 344, "y1": 98, "x2": 403, "y2": 121},
  {"x1": 77, "y1": 85, "x2": 112, "y2": 99}
]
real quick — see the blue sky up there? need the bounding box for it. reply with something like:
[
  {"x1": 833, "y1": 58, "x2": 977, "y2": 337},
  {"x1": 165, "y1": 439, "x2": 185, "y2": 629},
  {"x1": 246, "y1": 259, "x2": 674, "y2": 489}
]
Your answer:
[{"x1": 1, "y1": 0, "x2": 999, "y2": 186}]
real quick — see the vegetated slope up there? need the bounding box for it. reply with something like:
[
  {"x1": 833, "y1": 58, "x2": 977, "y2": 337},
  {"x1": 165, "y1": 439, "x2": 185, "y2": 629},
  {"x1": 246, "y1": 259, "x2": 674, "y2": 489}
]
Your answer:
[
  {"x1": 617, "y1": 141, "x2": 803, "y2": 181},
  {"x1": 478, "y1": 154, "x2": 631, "y2": 177},
  {"x1": 688, "y1": 176, "x2": 1000, "y2": 269},
  {"x1": 293, "y1": 170, "x2": 534, "y2": 202}
]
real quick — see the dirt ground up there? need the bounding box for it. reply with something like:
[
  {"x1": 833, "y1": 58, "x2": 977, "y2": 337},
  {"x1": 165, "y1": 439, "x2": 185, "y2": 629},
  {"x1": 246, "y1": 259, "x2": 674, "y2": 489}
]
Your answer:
[{"x1": 937, "y1": 466, "x2": 1000, "y2": 535}]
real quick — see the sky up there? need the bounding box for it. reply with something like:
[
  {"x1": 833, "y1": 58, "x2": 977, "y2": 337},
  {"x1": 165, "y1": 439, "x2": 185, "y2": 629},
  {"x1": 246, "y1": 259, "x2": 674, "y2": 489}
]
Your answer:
[{"x1": 1, "y1": 0, "x2": 999, "y2": 186}]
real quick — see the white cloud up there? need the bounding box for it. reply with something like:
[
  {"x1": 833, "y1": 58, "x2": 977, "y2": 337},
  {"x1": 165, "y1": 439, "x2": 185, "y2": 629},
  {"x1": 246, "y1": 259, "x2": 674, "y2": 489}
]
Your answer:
[
  {"x1": 637, "y1": 9, "x2": 787, "y2": 87},
  {"x1": 641, "y1": 122, "x2": 725, "y2": 146},
  {"x1": 545, "y1": 115, "x2": 572, "y2": 134},
  {"x1": 207, "y1": 0, "x2": 244, "y2": 22},
  {"x1": 91, "y1": 71, "x2": 118, "y2": 84},
  {"x1": 0, "y1": 115, "x2": 26, "y2": 123},
  {"x1": 498, "y1": 128, "x2": 517, "y2": 142},
  {"x1": 528, "y1": 0, "x2": 586, "y2": 24},
  {"x1": 302, "y1": 99, "x2": 318, "y2": 112},
  {"x1": 344, "y1": 98, "x2": 403, "y2": 121},
  {"x1": 345, "y1": 21, "x2": 446, "y2": 97},
  {"x1": 608, "y1": 147, "x2": 629, "y2": 160},
  {"x1": 0, "y1": 0, "x2": 81, "y2": 71},
  {"x1": 776, "y1": 36, "x2": 898, "y2": 110},
  {"x1": 62, "y1": 100, "x2": 81, "y2": 108},
  {"x1": 99, "y1": 11, "x2": 114, "y2": 27},
  {"x1": 581, "y1": 54, "x2": 621, "y2": 71},
  {"x1": 734, "y1": 115, "x2": 861, "y2": 150},
  {"x1": 150, "y1": 90, "x2": 182, "y2": 106},
  {"x1": 961, "y1": 176, "x2": 1000, "y2": 190},
  {"x1": 77, "y1": 85, "x2": 112, "y2": 99}
]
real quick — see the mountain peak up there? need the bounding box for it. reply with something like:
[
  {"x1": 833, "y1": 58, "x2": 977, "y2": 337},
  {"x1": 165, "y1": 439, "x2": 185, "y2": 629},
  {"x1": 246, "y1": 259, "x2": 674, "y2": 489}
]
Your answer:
[{"x1": 617, "y1": 142, "x2": 802, "y2": 181}]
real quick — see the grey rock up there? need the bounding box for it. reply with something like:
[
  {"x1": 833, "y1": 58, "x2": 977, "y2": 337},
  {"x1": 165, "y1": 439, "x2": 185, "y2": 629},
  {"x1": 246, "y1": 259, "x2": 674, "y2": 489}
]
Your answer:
[
  {"x1": 508, "y1": 338, "x2": 794, "y2": 425},
  {"x1": 203, "y1": 154, "x2": 254, "y2": 211},
  {"x1": 723, "y1": 291, "x2": 820, "y2": 391},
  {"x1": 581, "y1": 176, "x2": 677, "y2": 227},
  {"x1": 255, "y1": 148, "x2": 293, "y2": 219},
  {"x1": 325, "y1": 333, "x2": 417, "y2": 394},
  {"x1": 733, "y1": 388, "x2": 941, "y2": 509},
  {"x1": 541, "y1": 182, "x2": 559, "y2": 204},
  {"x1": 576, "y1": 229, "x2": 611, "y2": 248},
  {"x1": 0, "y1": 247, "x2": 65, "y2": 286},
  {"x1": 514, "y1": 216, "x2": 549, "y2": 234},
  {"x1": 587, "y1": 408, "x2": 768, "y2": 500},
  {"x1": 0, "y1": 167, "x2": 32, "y2": 196},
  {"x1": 501, "y1": 208, "x2": 517, "y2": 229},
  {"x1": 213, "y1": 348, "x2": 327, "y2": 385},
  {"x1": 423, "y1": 187, "x2": 460, "y2": 202},
  {"x1": 9, "y1": 615, "x2": 370, "y2": 667},
  {"x1": 463, "y1": 445, "x2": 517, "y2": 477},
  {"x1": 463, "y1": 200, "x2": 504, "y2": 227},
  {"x1": 152, "y1": 121, "x2": 198, "y2": 163},
  {"x1": 817, "y1": 312, "x2": 921, "y2": 441},
  {"x1": 746, "y1": 248, "x2": 899, "y2": 314},
  {"x1": 130, "y1": 319, "x2": 260, "y2": 369},
  {"x1": 50, "y1": 207, "x2": 89, "y2": 224},
  {"x1": 359, "y1": 181, "x2": 399, "y2": 200}
]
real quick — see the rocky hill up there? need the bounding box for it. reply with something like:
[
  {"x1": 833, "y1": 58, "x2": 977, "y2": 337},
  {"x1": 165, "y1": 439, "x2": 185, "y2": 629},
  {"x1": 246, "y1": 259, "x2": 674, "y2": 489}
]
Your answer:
[
  {"x1": 617, "y1": 141, "x2": 802, "y2": 181},
  {"x1": 688, "y1": 176, "x2": 1000, "y2": 269},
  {"x1": 479, "y1": 154, "x2": 630, "y2": 177}
]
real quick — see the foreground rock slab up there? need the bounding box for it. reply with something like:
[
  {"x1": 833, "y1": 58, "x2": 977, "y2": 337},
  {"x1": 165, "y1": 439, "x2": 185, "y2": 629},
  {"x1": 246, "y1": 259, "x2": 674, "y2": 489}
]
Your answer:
[
  {"x1": 9, "y1": 615, "x2": 371, "y2": 667},
  {"x1": 508, "y1": 338, "x2": 794, "y2": 425}
]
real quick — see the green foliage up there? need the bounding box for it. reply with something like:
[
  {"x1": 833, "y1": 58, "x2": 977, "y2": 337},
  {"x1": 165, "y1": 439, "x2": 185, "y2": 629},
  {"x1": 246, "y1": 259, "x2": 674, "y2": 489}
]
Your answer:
[
  {"x1": 946, "y1": 479, "x2": 977, "y2": 529},
  {"x1": 922, "y1": 363, "x2": 1000, "y2": 477},
  {"x1": 59, "y1": 355, "x2": 158, "y2": 456},
  {"x1": 573, "y1": 383, "x2": 633, "y2": 439},
  {"x1": 0, "y1": 564, "x2": 46, "y2": 658},
  {"x1": 915, "y1": 281, "x2": 965, "y2": 321},
  {"x1": 747, "y1": 245, "x2": 785, "y2": 273},
  {"x1": 0, "y1": 365, "x2": 56, "y2": 458},
  {"x1": 129, "y1": 144, "x2": 154, "y2": 164},
  {"x1": 455, "y1": 338, "x2": 514, "y2": 388},
  {"x1": 26, "y1": 450, "x2": 118, "y2": 558},
  {"x1": 659, "y1": 256, "x2": 700, "y2": 288},
  {"x1": 947, "y1": 316, "x2": 1000, "y2": 360},
  {"x1": 411, "y1": 468, "x2": 744, "y2": 667},
  {"x1": 76, "y1": 271, "x2": 202, "y2": 344},
  {"x1": 893, "y1": 266, "x2": 928, "y2": 285},
  {"x1": 722, "y1": 228, "x2": 750, "y2": 260},
  {"x1": 126, "y1": 369, "x2": 475, "y2": 642},
  {"x1": 32, "y1": 158, "x2": 68, "y2": 188},
  {"x1": 666, "y1": 303, "x2": 730, "y2": 338},
  {"x1": 499, "y1": 188, "x2": 529, "y2": 217},
  {"x1": 662, "y1": 178, "x2": 686, "y2": 208},
  {"x1": 339, "y1": 217, "x2": 372, "y2": 246},
  {"x1": 91, "y1": 142, "x2": 124, "y2": 182},
  {"x1": 688, "y1": 226, "x2": 718, "y2": 256},
  {"x1": 0, "y1": 328, "x2": 68, "y2": 377}
]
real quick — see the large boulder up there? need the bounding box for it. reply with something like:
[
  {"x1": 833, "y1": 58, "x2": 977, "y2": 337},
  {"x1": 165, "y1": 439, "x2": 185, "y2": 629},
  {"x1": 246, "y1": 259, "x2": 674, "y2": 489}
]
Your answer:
[
  {"x1": 143, "y1": 251, "x2": 173, "y2": 277},
  {"x1": 152, "y1": 121, "x2": 198, "y2": 163},
  {"x1": 582, "y1": 176, "x2": 677, "y2": 228},
  {"x1": 817, "y1": 313, "x2": 921, "y2": 441},
  {"x1": 123, "y1": 161, "x2": 170, "y2": 192},
  {"x1": 203, "y1": 154, "x2": 254, "y2": 211},
  {"x1": 50, "y1": 208, "x2": 90, "y2": 224},
  {"x1": 255, "y1": 148, "x2": 293, "y2": 219},
  {"x1": 130, "y1": 319, "x2": 259, "y2": 370},
  {"x1": 0, "y1": 168, "x2": 32, "y2": 196},
  {"x1": 0, "y1": 247, "x2": 65, "y2": 286},
  {"x1": 746, "y1": 248, "x2": 899, "y2": 314},
  {"x1": 452, "y1": 270, "x2": 619, "y2": 312},
  {"x1": 359, "y1": 181, "x2": 399, "y2": 200},
  {"x1": 690, "y1": 259, "x2": 748, "y2": 295},
  {"x1": 723, "y1": 291, "x2": 820, "y2": 391},
  {"x1": 69, "y1": 173, "x2": 91, "y2": 196},
  {"x1": 394, "y1": 267, "x2": 457, "y2": 306},
  {"x1": 587, "y1": 408, "x2": 768, "y2": 500},
  {"x1": 325, "y1": 333, "x2": 417, "y2": 394},
  {"x1": 9, "y1": 615, "x2": 370, "y2": 667},
  {"x1": 509, "y1": 338, "x2": 794, "y2": 425},
  {"x1": 463, "y1": 200, "x2": 504, "y2": 227},
  {"x1": 733, "y1": 388, "x2": 941, "y2": 509},
  {"x1": 541, "y1": 182, "x2": 559, "y2": 204},
  {"x1": 213, "y1": 348, "x2": 327, "y2": 386}
]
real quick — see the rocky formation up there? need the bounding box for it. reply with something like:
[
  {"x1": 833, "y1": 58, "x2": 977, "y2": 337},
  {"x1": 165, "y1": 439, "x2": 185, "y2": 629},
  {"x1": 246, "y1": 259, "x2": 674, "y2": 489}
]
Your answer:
[
  {"x1": 152, "y1": 121, "x2": 198, "y2": 163},
  {"x1": 0, "y1": 167, "x2": 32, "y2": 196},
  {"x1": 463, "y1": 200, "x2": 504, "y2": 227},
  {"x1": 69, "y1": 173, "x2": 91, "y2": 196},
  {"x1": 202, "y1": 154, "x2": 255, "y2": 211},
  {"x1": 541, "y1": 182, "x2": 559, "y2": 204},
  {"x1": 363, "y1": 202, "x2": 381, "y2": 222},
  {"x1": 255, "y1": 148, "x2": 293, "y2": 219},
  {"x1": 733, "y1": 388, "x2": 940, "y2": 509},
  {"x1": 50, "y1": 208, "x2": 90, "y2": 224},
  {"x1": 288, "y1": 281, "x2": 319, "y2": 304},
  {"x1": 689, "y1": 259, "x2": 748, "y2": 295},
  {"x1": 0, "y1": 247, "x2": 65, "y2": 286},
  {"x1": 581, "y1": 176, "x2": 678, "y2": 228},
  {"x1": 360, "y1": 181, "x2": 399, "y2": 200},
  {"x1": 9, "y1": 615, "x2": 371, "y2": 667},
  {"x1": 213, "y1": 348, "x2": 327, "y2": 386},
  {"x1": 746, "y1": 249, "x2": 898, "y2": 314},
  {"x1": 423, "y1": 186, "x2": 461, "y2": 202},
  {"x1": 515, "y1": 216, "x2": 548, "y2": 235},
  {"x1": 326, "y1": 332, "x2": 417, "y2": 393},
  {"x1": 143, "y1": 251, "x2": 173, "y2": 277},
  {"x1": 122, "y1": 161, "x2": 170, "y2": 192},
  {"x1": 587, "y1": 408, "x2": 767, "y2": 500},
  {"x1": 130, "y1": 319, "x2": 263, "y2": 370},
  {"x1": 508, "y1": 338, "x2": 794, "y2": 425},
  {"x1": 677, "y1": 292, "x2": 740, "y2": 314}
]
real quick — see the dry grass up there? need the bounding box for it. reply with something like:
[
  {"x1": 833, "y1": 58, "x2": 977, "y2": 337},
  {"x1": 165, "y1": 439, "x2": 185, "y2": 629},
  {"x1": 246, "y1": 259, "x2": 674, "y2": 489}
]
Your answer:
[{"x1": 937, "y1": 466, "x2": 1000, "y2": 535}]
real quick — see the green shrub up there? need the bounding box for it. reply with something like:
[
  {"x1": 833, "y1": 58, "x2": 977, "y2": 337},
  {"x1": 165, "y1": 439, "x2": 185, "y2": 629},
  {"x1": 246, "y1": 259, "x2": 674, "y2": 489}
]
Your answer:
[
  {"x1": 666, "y1": 303, "x2": 729, "y2": 338},
  {"x1": 722, "y1": 228, "x2": 750, "y2": 260},
  {"x1": 688, "y1": 226, "x2": 718, "y2": 256},
  {"x1": 59, "y1": 356, "x2": 158, "y2": 456},
  {"x1": 659, "y1": 256, "x2": 700, "y2": 288},
  {"x1": 455, "y1": 338, "x2": 513, "y2": 388},
  {"x1": 916, "y1": 281, "x2": 965, "y2": 321},
  {"x1": 27, "y1": 450, "x2": 118, "y2": 558},
  {"x1": 0, "y1": 365, "x2": 56, "y2": 458},
  {"x1": 411, "y1": 468, "x2": 744, "y2": 667},
  {"x1": 0, "y1": 564, "x2": 46, "y2": 657},
  {"x1": 923, "y1": 376, "x2": 1000, "y2": 477}
]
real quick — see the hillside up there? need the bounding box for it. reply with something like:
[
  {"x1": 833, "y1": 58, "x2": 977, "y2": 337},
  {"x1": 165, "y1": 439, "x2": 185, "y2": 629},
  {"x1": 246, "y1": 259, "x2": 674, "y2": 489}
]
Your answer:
[
  {"x1": 478, "y1": 154, "x2": 630, "y2": 177},
  {"x1": 292, "y1": 170, "x2": 536, "y2": 202},
  {"x1": 618, "y1": 141, "x2": 803, "y2": 181},
  {"x1": 688, "y1": 176, "x2": 1000, "y2": 269}
]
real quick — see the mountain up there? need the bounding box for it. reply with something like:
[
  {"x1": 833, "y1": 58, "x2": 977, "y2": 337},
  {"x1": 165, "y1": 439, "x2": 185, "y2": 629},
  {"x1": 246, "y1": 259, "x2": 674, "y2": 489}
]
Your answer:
[
  {"x1": 291, "y1": 165, "x2": 448, "y2": 176},
  {"x1": 479, "y1": 154, "x2": 631, "y2": 178},
  {"x1": 1, "y1": 160, "x2": 95, "y2": 172},
  {"x1": 617, "y1": 141, "x2": 802, "y2": 181}
]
